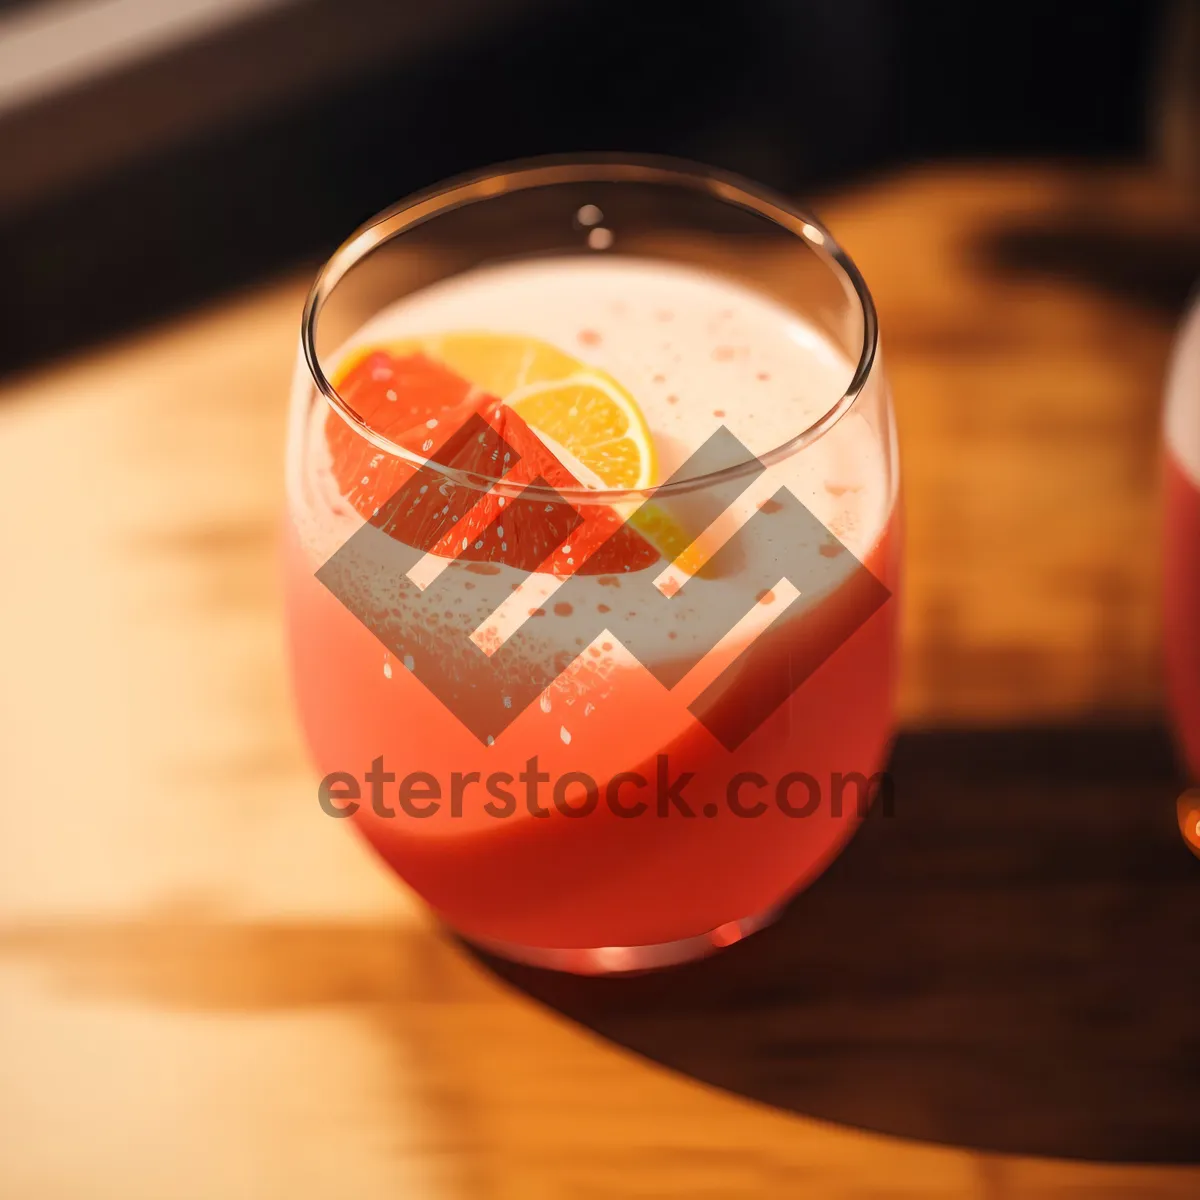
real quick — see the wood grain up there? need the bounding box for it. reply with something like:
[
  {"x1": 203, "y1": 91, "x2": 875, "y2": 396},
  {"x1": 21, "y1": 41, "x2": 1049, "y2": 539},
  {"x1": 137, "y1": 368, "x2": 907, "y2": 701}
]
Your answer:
[{"x1": 1, "y1": 165, "x2": 1198, "y2": 1198}]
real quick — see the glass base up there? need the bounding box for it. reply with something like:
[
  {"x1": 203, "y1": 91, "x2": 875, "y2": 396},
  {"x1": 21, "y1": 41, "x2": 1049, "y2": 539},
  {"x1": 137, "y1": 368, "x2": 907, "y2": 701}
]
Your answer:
[{"x1": 463, "y1": 902, "x2": 784, "y2": 975}]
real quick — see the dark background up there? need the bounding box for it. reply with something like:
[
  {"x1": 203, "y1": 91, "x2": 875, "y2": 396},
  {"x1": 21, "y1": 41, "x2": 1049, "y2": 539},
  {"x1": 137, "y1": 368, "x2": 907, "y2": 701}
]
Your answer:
[{"x1": 0, "y1": 0, "x2": 1171, "y2": 375}]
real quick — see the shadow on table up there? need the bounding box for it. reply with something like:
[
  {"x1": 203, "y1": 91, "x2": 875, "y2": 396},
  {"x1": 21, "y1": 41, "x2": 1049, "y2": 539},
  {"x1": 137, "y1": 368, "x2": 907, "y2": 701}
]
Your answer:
[{"x1": 471, "y1": 724, "x2": 1200, "y2": 1164}]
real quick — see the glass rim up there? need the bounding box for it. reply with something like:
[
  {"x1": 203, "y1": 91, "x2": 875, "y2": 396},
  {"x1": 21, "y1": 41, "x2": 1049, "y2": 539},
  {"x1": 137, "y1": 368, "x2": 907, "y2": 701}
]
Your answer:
[{"x1": 301, "y1": 152, "x2": 879, "y2": 503}]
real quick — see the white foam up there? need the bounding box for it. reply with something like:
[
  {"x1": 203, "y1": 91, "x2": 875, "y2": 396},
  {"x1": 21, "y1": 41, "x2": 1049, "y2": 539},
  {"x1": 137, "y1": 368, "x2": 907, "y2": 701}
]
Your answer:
[{"x1": 1166, "y1": 292, "x2": 1200, "y2": 488}]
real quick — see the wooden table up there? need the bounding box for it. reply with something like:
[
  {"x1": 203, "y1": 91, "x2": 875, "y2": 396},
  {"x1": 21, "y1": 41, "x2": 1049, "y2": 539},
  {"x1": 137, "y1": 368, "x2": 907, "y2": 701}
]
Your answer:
[{"x1": 2, "y1": 165, "x2": 1198, "y2": 1198}]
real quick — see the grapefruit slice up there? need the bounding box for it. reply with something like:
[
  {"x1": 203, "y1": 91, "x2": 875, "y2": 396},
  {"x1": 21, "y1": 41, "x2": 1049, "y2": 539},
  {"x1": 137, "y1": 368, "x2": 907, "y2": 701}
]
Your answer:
[{"x1": 323, "y1": 346, "x2": 660, "y2": 576}]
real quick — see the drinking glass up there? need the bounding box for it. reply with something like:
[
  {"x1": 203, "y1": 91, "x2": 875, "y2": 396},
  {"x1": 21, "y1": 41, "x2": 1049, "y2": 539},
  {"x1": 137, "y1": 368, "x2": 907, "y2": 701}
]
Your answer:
[
  {"x1": 1164, "y1": 293, "x2": 1200, "y2": 780},
  {"x1": 284, "y1": 156, "x2": 901, "y2": 973}
]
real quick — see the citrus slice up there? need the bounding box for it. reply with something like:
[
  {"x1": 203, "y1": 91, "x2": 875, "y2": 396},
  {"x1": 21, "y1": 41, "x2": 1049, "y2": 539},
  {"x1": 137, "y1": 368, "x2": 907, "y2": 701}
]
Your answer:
[
  {"x1": 506, "y1": 372, "x2": 655, "y2": 491},
  {"x1": 426, "y1": 332, "x2": 583, "y2": 400},
  {"x1": 325, "y1": 350, "x2": 480, "y2": 516},
  {"x1": 323, "y1": 331, "x2": 716, "y2": 573},
  {"x1": 324, "y1": 345, "x2": 661, "y2": 575},
  {"x1": 338, "y1": 331, "x2": 655, "y2": 488},
  {"x1": 426, "y1": 334, "x2": 689, "y2": 563}
]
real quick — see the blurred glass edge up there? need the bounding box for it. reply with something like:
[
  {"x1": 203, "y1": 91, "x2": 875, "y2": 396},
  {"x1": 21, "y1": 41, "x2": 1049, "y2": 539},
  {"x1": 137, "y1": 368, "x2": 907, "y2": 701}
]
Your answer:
[{"x1": 0, "y1": 0, "x2": 296, "y2": 114}]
